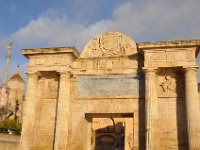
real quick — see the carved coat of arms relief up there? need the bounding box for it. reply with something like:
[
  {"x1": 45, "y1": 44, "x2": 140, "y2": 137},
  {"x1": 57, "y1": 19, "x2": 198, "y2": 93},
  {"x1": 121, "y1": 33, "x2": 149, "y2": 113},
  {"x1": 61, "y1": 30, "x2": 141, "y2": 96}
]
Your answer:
[{"x1": 81, "y1": 32, "x2": 137, "y2": 58}]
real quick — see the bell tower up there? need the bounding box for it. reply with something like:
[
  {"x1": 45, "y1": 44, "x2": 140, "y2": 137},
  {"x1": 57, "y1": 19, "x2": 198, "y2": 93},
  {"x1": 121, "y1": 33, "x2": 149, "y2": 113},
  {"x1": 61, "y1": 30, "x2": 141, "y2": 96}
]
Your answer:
[{"x1": 3, "y1": 42, "x2": 12, "y2": 86}]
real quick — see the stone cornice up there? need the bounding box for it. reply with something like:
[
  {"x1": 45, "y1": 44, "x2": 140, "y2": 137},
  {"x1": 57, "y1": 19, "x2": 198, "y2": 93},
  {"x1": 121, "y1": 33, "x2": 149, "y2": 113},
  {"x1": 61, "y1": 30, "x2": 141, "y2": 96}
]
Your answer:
[
  {"x1": 21, "y1": 47, "x2": 80, "y2": 58},
  {"x1": 137, "y1": 39, "x2": 200, "y2": 50},
  {"x1": 137, "y1": 39, "x2": 200, "y2": 58}
]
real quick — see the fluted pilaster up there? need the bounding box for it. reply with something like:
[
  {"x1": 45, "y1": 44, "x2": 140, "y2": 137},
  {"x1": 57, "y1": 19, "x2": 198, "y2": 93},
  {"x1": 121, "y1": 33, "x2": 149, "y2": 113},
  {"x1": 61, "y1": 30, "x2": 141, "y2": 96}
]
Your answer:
[
  {"x1": 20, "y1": 72, "x2": 38, "y2": 150},
  {"x1": 54, "y1": 72, "x2": 71, "y2": 150},
  {"x1": 184, "y1": 67, "x2": 200, "y2": 150},
  {"x1": 144, "y1": 68, "x2": 157, "y2": 150}
]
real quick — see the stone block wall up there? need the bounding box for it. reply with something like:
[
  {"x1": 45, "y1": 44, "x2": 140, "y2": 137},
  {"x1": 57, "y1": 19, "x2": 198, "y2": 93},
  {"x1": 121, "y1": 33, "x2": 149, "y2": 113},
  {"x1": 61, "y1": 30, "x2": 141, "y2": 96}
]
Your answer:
[
  {"x1": 154, "y1": 69, "x2": 188, "y2": 150},
  {"x1": 31, "y1": 72, "x2": 59, "y2": 150},
  {"x1": 0, "y1": 133, "x2": 20, "y2": 150},
  {"x1": 20, "y1": 32, "x2": 200, "y2": 150}
]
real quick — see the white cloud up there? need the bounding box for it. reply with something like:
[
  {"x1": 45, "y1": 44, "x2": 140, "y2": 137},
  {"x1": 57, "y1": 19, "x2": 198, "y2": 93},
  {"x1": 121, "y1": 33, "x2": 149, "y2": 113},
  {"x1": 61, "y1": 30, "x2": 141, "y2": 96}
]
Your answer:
[
  {"x1": 10, "y1": 0, "x2": 200, "y2": 81},
  {"x1": 12, "y1": 0, "x2": 200, "y2": 50},
  {"x1": 11, "y1": 12, "x2": 114, "y2": 50}
]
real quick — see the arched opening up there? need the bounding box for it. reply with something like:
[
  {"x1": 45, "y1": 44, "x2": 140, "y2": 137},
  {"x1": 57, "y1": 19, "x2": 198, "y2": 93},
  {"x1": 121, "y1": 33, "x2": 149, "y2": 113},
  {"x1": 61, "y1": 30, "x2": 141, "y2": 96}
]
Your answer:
[{"x1": 93, "y1": 117, "x2": 125, "y2": 150}]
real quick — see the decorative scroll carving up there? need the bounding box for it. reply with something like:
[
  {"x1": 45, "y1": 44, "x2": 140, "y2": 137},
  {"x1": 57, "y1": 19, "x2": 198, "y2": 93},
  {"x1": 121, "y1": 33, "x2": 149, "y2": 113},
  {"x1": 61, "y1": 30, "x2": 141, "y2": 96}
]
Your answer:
[{"x1": 81, "y1": 32, "x2": 137, "y2": 58}]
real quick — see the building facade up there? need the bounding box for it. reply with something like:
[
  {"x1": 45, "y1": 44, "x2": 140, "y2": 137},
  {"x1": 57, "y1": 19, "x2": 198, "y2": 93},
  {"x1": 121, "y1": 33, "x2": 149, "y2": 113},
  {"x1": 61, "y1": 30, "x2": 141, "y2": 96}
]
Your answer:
[
  {"x1": 20, "y1": 32, "x2": 200, "y2": 150},
  {"x1": 0, "y1": 71, "x2": 24, "y2": 122},
  {"x1": 7, "y1": 71, "x2": 25, "y2": 122}
]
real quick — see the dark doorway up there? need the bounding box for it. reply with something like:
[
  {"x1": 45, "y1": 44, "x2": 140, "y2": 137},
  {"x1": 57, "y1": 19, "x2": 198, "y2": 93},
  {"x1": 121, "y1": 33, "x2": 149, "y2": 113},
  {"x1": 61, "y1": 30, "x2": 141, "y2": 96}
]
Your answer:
[
  {"x1": 85, "y1": 113, "x2": 133, "y2": 150},
  {"x1": 94, "y1": 118, "x2": 125, "y2": 150}
]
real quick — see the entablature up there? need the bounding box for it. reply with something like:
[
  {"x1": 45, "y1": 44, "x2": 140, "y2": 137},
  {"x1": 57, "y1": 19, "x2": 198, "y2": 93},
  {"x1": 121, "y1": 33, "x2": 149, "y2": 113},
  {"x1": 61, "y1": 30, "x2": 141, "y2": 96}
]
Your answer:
[
  {"x1": 21, "y1": 47, "x2": 79, "y2": 74},
  {"x1": 137, "y1": 39, "x2": 200, "y2": 68},
  {"x1": 73, "y1": 55, "x2": 139, "y2": 75}
]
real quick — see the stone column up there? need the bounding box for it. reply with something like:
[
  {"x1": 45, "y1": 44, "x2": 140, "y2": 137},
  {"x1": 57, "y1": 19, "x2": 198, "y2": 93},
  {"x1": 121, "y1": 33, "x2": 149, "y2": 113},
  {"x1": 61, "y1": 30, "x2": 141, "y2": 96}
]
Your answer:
[
  {"x1": 54, "y1": 72, "x2": 71, "y2": 150},
  {"x1": 184, "y1": 67, "x2": 200, "y2": 149},
  {"x1": 144, "y1": 68, "x2": 157, "y2": 150},
  {"x1": 20, "y1": 72, "x2": 38, "y2": 150}
]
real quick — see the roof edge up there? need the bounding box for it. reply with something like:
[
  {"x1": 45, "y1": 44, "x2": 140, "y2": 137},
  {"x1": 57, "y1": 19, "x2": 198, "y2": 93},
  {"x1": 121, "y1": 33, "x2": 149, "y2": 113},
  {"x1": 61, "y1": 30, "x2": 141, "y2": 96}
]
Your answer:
[
  {"x1": 137, "y1": 39, "x2": 200, "y2": 50},
  {"x1": 21, "y1": 47, "x2": 80, "y2": 58}
]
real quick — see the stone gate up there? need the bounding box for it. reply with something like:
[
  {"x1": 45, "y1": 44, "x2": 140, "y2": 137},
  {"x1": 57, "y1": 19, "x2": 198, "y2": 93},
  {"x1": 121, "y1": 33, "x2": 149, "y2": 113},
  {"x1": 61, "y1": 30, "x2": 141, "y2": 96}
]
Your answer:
[{"x1": 20, "y1": 32, "x2": 200, "y2": 150}]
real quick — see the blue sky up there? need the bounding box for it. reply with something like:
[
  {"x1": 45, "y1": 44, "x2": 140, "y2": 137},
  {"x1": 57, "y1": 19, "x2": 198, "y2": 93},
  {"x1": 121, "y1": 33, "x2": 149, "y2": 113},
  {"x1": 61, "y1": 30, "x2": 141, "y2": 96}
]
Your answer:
[{"x1": 0, "y1": 0, "x2": 200, "y2": 83}]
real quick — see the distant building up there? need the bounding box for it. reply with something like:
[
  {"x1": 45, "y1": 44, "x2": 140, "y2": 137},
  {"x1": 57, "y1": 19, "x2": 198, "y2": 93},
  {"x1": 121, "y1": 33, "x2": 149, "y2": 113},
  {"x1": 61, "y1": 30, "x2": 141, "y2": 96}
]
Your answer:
[
  {"x1": 7, "y1": 71, "x2": 25, "y2": 123},
  {"x1": 0, "y1": 86, "x2": 9, "y2": 107},
  {"x1": 0, "y1": 71, "x2": 25, "y2": 122}
]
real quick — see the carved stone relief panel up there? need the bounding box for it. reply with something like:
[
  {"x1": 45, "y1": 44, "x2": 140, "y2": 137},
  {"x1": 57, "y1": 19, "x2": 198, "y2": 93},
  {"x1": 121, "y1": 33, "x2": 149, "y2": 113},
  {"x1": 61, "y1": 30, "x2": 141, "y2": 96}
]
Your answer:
[
  {"x1": 81, "y1": 32, "x2": 137, "y2": 58},
  {"x1": 73, "y1": 56, "x2": 138, "y2": 74},
  {"x1": 159, "y1": 75, "x2": 176, "y2": 94},
  {"x1": 157, "y1": 69, "x2": 184, "y2": 98}
]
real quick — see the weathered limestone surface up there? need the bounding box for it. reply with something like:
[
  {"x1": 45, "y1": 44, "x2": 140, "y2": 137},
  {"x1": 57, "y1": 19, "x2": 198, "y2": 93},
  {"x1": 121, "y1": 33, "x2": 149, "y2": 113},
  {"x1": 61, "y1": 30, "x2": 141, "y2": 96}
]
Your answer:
[
  {"x1": 54, "y1": 73, "x2": 71, "y2": 150},
  {"x1": 184, "y1": 67, "x2": 200, "y2": 149},
  {"x1": 144, "y1": 68, "x2": 158, "y2": 150},
  {"x1": 20, "y1": 32, "x2": 200, "y2": 150},
  {"x1": 8, "y1": 71, "x2": 25, "y2": 122},
  {"x1": 32, "y1": 72, "x2": 59, "y2": 150},
  {"x1": 20, "y1": 73, "x2": 37, "y2": 150},
  {"x1": 0, "y1": 133, "x2": 20, "y2": 150},
  {"x1": 76, "y1": 74, "x2": 143, "y2": 97}
]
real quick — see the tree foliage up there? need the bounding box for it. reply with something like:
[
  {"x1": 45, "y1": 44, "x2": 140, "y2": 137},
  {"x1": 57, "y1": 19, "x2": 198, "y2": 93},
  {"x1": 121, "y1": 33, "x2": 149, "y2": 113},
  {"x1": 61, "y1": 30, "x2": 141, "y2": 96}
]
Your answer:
[{"x1": 0, "y1": 119, "x2": 22, "y2": 134}]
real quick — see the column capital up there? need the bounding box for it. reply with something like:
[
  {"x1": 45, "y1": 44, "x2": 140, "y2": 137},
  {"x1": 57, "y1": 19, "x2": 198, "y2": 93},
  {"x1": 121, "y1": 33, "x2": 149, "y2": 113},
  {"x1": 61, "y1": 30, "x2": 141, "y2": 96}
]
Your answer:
[
  {"x1": 26, "y1": 72, "x2": 38, "y2": 78},
  {"x1": 184, "y1": 64, "x2": 200, "y2": 149},
  {"x1": 143, "y1": 67, "x2": 157, "y2": 73},
  {"x1": 183, "y1": 66, "x2": 199, "y2": 73},
  {"x1": 59, "y1": 71, "x2": 73, "y2": 78}
]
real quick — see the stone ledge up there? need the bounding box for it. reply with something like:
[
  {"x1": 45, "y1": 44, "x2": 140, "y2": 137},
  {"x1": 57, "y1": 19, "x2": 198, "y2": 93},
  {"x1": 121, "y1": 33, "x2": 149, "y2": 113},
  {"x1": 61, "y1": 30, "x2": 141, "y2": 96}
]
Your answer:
[
  {"x1": 75, "y1": 95, "x2": 144, "y2": 100},
  {"x1": 0, "y1": 133, "x2": 20, "y2": 142},
  {"x1": 21, "y1": 47, "x2": 80, "y2": 58},
  {"x1": 137, "y1": 39, "x2": 200, "y2": 49}
]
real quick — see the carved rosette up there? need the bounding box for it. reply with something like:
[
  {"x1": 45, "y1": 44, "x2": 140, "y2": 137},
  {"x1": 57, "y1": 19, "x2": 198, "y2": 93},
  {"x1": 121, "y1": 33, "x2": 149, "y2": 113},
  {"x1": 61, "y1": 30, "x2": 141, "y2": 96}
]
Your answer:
[{"x1": 81, "y1": 32, "x2": 137, "y2": 58}]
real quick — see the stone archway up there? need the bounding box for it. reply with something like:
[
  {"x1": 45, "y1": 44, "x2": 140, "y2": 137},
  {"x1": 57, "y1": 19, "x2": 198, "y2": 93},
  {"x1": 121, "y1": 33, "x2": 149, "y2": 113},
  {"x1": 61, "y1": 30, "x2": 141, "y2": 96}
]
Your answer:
[{"x1": 92, "y1": 117, "x2": 126, "y2": 150}]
